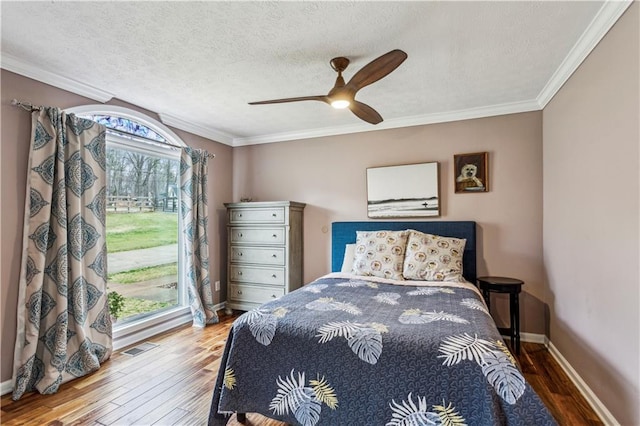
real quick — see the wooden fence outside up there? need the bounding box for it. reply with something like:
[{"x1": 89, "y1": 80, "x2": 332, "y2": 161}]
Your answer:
[
  {"x1": 107, "y1": 196, "x2": 178, "y2": 213},
  {"x1": 107, "y1": 195, "x2": 155, "y2": 213}
]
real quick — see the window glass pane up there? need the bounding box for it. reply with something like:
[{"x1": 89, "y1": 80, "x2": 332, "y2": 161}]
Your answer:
[
  {"x1": 89, "y1": 114, "x2": 167, "y2": 143},
  {"x1": 105, "y1": 145, "x2": 180, "y2": 323}
]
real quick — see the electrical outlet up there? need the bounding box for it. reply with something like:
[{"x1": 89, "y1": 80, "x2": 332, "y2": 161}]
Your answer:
[{"x1": 214, "y1": 281, "x2": 220, "y2": 291}]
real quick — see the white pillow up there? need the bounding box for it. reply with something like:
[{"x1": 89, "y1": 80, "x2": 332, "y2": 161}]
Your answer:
[
  {"x1": 351, "y1": 230, "x2": 408, "y2": 280},
  {"x1": 402, "y1": 230, "x2": 466, "y2": 282},
  {"x1": 340, "y1": 244, "x2": 356, "y2": 273}
]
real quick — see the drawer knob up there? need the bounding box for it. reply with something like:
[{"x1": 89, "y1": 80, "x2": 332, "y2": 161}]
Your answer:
[
  {"x1": 271, "y1": 294, "x2": 277, "y2": 298},
  {"x1": 238, "y1": 233, "x2": 243, "y2": 237},
  {"x1": 237, "y1": 290, "x2": 243, "y2": 295},
  {"x1": 238, "y1": 271, "x2": 243, "y2": 276},
  {"x1": 238, "y1": 214, "x2": 242, "y2": 217},
  {"x1": 272, "y1": 254, "x2": 277, "y2": 258},
  {"x1": 239, "y1": 252, "x2": 243, "y2": 256},
  {"x1": 272, "y1": 234, "x2": 277, "y2": 238},
  {"x1": 272, "y1": 274, "x2": 277, "y2": 278},
  {"x1": 272, "y1": 213, "x2": 277, "y2": 217}
]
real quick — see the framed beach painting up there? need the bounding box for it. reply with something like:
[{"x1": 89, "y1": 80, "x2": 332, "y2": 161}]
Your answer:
[{"x1": 367, "y1": 162, "x2": 440, "y2": 218}]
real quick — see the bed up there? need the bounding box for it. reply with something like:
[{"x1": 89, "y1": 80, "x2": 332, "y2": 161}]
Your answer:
[{"x1": 209, "y1": 221, "x2": 556, "y2": 425}]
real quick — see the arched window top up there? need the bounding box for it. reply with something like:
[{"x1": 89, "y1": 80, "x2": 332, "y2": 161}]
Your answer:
[
  {"x1": 66, "y1": 104, "x2": 186, "y2": 148},
  {"x1": 86, "y1": 114, "x2": 167, "y2": 143}
]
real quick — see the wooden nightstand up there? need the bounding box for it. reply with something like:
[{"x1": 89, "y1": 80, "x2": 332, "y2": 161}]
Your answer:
[{"x1": 477, "y1": 276, "x2": 524, "y2": 354}]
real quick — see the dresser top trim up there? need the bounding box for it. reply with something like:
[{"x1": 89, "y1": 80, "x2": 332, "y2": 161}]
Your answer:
[{"x1": 225, "y1": 201, "x2": 306, "y2": 209}]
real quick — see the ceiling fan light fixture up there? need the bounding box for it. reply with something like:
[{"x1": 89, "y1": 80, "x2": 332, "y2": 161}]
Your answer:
[{"x1": 331, "y1": 99, "x2": 350, "y2": 109}]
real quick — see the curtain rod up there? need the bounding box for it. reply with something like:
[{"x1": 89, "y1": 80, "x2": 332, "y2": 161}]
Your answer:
[
  {"x1": 11, "y1": 99, "x2": 215, "y2": 159},
  {"x1": 11, "y1": 99, "x2": 42, "y2": 112}
]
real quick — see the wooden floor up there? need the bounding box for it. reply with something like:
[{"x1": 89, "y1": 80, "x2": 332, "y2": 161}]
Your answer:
[{"x1": 1, "y1": 312, "x2": 602, "y2": 426}]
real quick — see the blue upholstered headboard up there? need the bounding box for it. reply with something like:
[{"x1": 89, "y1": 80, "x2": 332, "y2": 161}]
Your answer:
[{"x1": 331, "y1": 221, "x2": 477, "y2": 283}]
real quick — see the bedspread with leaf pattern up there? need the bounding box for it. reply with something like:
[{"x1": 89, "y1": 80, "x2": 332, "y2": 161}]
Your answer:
[{"x1": 208, "y1": 274, "x2": 556, "y2": 426}]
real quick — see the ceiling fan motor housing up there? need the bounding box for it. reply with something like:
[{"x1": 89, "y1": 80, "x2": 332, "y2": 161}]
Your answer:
[{"x1": 330, "y1": 57, "x2": 350, "y2": 73}]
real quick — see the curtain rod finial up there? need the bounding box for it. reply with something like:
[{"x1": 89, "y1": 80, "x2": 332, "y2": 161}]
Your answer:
[{"x1": 11, "y1": 99, "x2": 42, "y2": 112}]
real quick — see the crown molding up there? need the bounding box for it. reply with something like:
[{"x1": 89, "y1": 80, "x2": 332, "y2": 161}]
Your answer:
[
  {"x1": 1, "y1": 52, "x2": 114, "y2": 103},
  {"x1": 232, "y1": 120, "x2": 374, "y2": 146},
  {"x1": 536, "y1": 0, "x2": 633, "y2": 108},
  {"x1": 381, "y1": 99, "x2": 541, "y2": 129},
  {"x1": 159, "y1": 113, "x2": 235, "y2": 146},
  {"x1": 232, "y1": 99, "x2": 541, "y2": 146}
]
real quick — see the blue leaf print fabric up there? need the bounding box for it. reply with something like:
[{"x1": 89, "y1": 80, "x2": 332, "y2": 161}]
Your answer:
[{"x1": 209, "y1": 274, "x2": 557, "y2": 425}]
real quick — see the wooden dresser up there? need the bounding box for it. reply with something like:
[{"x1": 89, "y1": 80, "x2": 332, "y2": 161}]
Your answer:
[{"x1": 224, "y1": 201, "x2": 306, "y2": 312}]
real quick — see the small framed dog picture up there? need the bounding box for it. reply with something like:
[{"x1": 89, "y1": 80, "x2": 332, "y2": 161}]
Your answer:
[{"x1": 454, "y1": 152, "x2": 489, "y2": 193}]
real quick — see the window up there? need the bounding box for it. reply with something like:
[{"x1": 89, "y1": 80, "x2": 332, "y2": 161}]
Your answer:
[{"x1": 68, "y1": 105, "x2": 191, "y2": 347}]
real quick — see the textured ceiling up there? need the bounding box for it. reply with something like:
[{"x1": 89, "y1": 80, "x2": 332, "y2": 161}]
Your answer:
[{"x1": 0, "y1": 1, "x2": 625, "y2": 146}]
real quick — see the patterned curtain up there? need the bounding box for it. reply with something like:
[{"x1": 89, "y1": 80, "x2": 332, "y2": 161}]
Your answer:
[
  {"x1": 180, "y1": 147, "x2": 218, "y2": 327},
  {"x1": 12, "y1": 108, "x2": 111, "y2": 400}
]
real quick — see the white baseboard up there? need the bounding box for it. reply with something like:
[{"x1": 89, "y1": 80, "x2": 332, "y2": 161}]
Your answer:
[
  {"x1": 1, "y1": 379, "x2": 12, "y2": 396},
  {"x1": 520, "y1": 332, "x2": 547, "y2": 344},
  {"x1": 547, "y1": 340, "x2": 619, "y2": 425},
  {"x1": 505, "y1": 332, "x2": 617, "y2": 424}
]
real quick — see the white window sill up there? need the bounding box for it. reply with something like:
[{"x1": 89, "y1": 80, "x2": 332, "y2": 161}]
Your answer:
[{"x1": 113, "y1": 306, "x2": 192, "y2": 350}]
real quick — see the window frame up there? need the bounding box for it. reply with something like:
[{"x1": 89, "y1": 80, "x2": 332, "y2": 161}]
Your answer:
[{"x1": 67, "y1": 105, "x2": 191, "y2": 349}]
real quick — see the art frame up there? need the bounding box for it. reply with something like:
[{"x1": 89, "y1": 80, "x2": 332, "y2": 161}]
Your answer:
[
  {"x1": 454, "y1": 152, "x2": 489, "y2": 193},
  {"x1": 366, "y1": 162, "x2": 440, "y2": 218}
]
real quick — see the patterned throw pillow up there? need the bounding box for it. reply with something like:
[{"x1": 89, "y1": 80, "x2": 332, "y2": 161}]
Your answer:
[
  {"x1": 351, "y1": 230, "x2": 408, "y2": 280},
  {"x1": 402, "y1": 230, "x2": 466, "y2": 282}
]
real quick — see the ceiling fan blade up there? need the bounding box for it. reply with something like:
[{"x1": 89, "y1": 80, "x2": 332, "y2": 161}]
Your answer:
[
  {"x1": 249, "y1": 96, "x2": 329, "y2": 105},
  {"x1": 345, "y1": 49, "x2": 407, "y2": 93},
  {"x1": 349, "y1": 101, "x2": 383, "y2": 125}
]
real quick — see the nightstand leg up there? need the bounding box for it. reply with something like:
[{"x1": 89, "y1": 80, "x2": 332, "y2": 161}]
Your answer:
[
  {"x1": 511, "y1": 293, "x2": 520, "y2": 355},
  {"x1": 482, "y1": 289, "x2": 491, "y2": 310}
]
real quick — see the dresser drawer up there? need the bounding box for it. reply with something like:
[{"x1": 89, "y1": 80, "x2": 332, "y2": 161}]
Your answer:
[
  {"x1": 230, "y1": 246, "x2": 285, "y2": 266},
  {"x1": 230, "y1": 265, "x2": 285, "y2": 286},
  {"x1": 229, "y1": 284, "x2": 284, "y2": 304},
  {"x1": 230, "y1": 227, "x2": 285, "y2": 245},
  {"x1": 229, "y1": 207, "x2": 285, "y2": 224}
]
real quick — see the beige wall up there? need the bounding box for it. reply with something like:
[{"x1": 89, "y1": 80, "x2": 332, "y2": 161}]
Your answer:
[
  {"x1": 234, "y1": 111, "x2": 547, "y2": 335},
  {"x1": 0, "y1": 70, "x2": 233, "y2": 384},
  {"x1": 542, "y1": 4, "x2": 639, "y2": 425}
]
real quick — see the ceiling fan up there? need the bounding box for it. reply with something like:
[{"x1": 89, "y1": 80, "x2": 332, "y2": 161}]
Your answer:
[{"x1": 249, "y1": 49, "x2": 408, "y2": 125}]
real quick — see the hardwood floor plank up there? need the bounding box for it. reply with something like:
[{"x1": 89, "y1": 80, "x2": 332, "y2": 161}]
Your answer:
[
  {"x1": 2, "y1": 405, "x2": 52, "y2": 425},
  {"x1": 154, "y1": 407, "x2": 190, "y2": 425},
  {"x1": 0, "y1": 312, "x2": 603, "y2": 425},
  {"x1": 115, "y1": 370, "x2": 214, "y2": 425},
  {"x1": 129, "y1": 391, "x2": 198, "y2": 425},
  {"x1": 55, "y1": 390, "x2": 128, "y2": 425},
  {"x1": 110, "y1": 369, "x2": 186, "y2": 406},
  {"x1": 174, "y1": 386, "x2": 218, "y2": 425},
  {"x1": 95, "y1": 353, "x2": 217, "y2": 425},
  {"x1": 65, "y1": 402, "x2": 121, "y2": 426}
]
